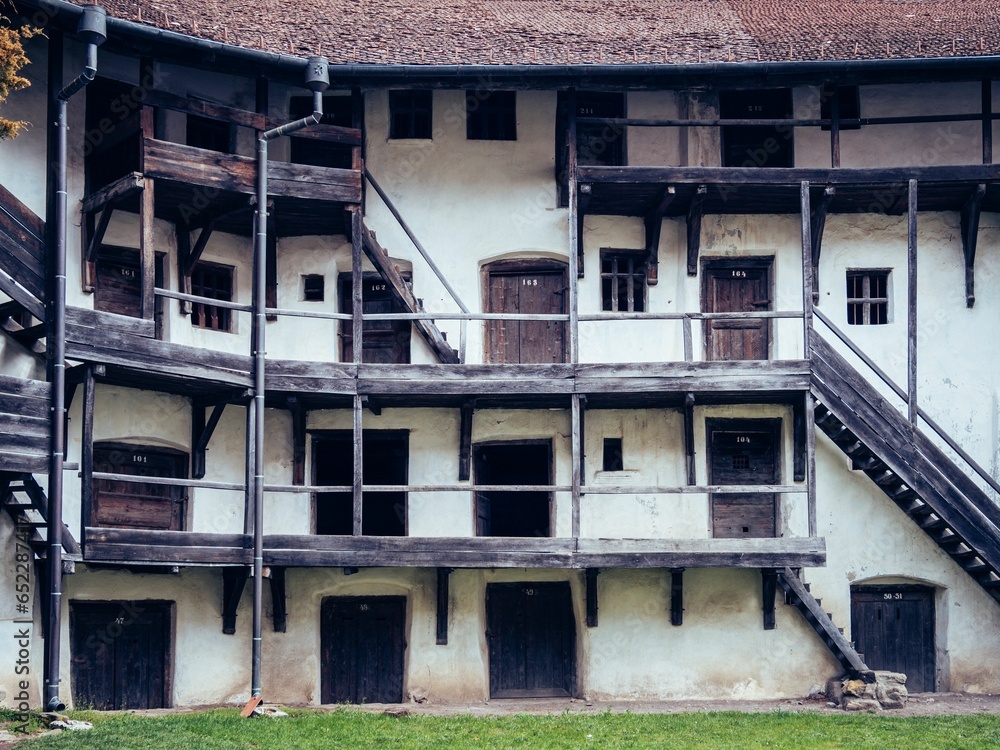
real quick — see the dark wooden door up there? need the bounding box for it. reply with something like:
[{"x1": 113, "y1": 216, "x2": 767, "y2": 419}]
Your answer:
[
  {"x1": 321, "y1": 597, "x2": 406, "y2": 704},
  {"x1": 71, "y1": 601, "x2": 171, "y2": 710},
  {"x1": 851, "y1": 587, "x2": 936, "y2": 692},
  {"x1": 474, "y1": 441, "x2": 551, "y2": 537},
  {"x1": 702, "y1": 260, "x2": 772, "y2": 361},
  {"x1": 485, "y1": 262, "x2": 567, "y2": 364},
  {"x1": 340, "y1": 273, "x2": 411, "y2": 364},
  {"x1": 708, "y1": 419, "x2": 779, "y2": 538},
  {"x1": 486, "y1": 582, "x2": 575, "y2": 698},
  {"x1": 92, "y1": 443, "x2": 188, "y2": 530}
]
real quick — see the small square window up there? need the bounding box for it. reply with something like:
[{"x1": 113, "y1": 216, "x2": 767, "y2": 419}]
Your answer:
[
  {"x1": 186, "y1": 114, "x2": 233, "y2": 153},
  {"x1": 191, "y1": 261, "x2": 234, "y2": 332},
  {"x1": 603, "y1": 438, "x2": 624, "y2": 472},
  {"x1": 821, "y1": 85, "x2": 861, "y2": 131},
  {"x1": 389, "y1": 91, "x2": 432, "y2": 139},
  {"x1": 600, "y1": 251, "x2": 647, "y2": 312},
  {"x1": 303, "y1": 274, "x2": 325, "y2": 302},
  {"x1": 847, "y1": 270, "x2": 890, "y2": 325},
  {"x1": 467, "y1": 91, "x2": 516, "y2": 141}
]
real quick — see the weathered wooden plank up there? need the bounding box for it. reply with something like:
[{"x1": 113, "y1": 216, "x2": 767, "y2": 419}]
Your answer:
[
  {"x1": 0, "y1": 392, "x2": 50, "y2": 419},
  {"x1": 0, "y1": 451, "x2": 48, "y2": 474},
  {"x1": 0, "y1": 231, "x2": 45, "y2": 301},
  {"x1": 907, "y1": 179, "x2": 918, "y2": 424},
  {"x1": 85, "y1": 527, "x2": 249, "y2": 547},
  {"x1": 81, "y1": 172, "x2": 143, "y2": 215},
  {"x1": 269, "y1": 161, "x2": 362, "y2": 203},
  {"x1": 144, "y1": 138, "x2": 256, "y2": 193},
  {"x1": 66, "y1": 306, "x2": 156, "y2": 338},
  {"x1": 0, "y1": 373, "x2": 49, "y2": 399},
  {"x1": 0, "y1": 433, "x2": 54, "y2": 454},
  {"x1": 0, "y1": 412, "x2": 50, "y2": 436},
  {"x1": 85, "y1": 543, "x2": 251, "y2": 565},
  {"x1": 263, "y1": 535, "x2": 577, "y2": 553},
  {"x1": 0, "y1": 181, "x2": 45, "y2": 240}
]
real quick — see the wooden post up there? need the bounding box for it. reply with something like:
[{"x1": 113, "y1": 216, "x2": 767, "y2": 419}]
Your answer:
[
  {"x1": 793, "y1": 395, "x2": 805, "y2": 483},
  {"x1": 436, "y1": 567, "x2": 450, "y2": 645},
  {"x1": 983, "y1": 79, "x2": 993, "y2": 165},
  {"x1": 578, "y1": 395, "x2": 587, "y2": 487},
  {"x1": 244, "y1": 399, "x2": 255, "y2": 535},
  {"x1": 351, "y1": 207, "x2": 363, "y2": 365},
  {"x1": 458, "y1": 401, "x2": 474, "y2": 481},
  {"x1": 571, "y1": 393, "x2": 582, "y2": 539},
  {"x1": 585, "y1": 568, "x2": 599, "y2": 627},
  {"x1": 80, "y1": 365, "x2": 96, "y2": 551},
  {"x1": 139, "y1": 105, "x2": 156, "y2": 320},
  {"x1": 761, "y1": 569, "x2": 777, "y2": 630},
  {"x1": 806, "y1": 393, "x2": 818, "y2": 537},
  {"x1": 829, "y1": 86, "x2": 841, "y2": 168},
  {"x1": 800, "y1": 182, "x2": 813, "y2": 361},
  {"x1": 290, "y1": 398, "x2": 306, "y2": 486},
  {"x1": 567, "y1": 91, "x2": 581, "y2": 359},
  {"x1": 683, "y1": 393, "x2": 696, "y2": 486},
  {"x1": 682, "y1": 316, "x2": 693, "y2": 362},
  {"x1": 353, "y1": 393, "x2": 363, "y2": 536},
  {"x1": 908, "y1": 179, "x2": 918, "y2": 424}
]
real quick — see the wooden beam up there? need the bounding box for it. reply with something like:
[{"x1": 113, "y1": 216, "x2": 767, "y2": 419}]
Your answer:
[
  {"x1": 192, "y1": 402, "x2": 226, "y2": 480},
  {"x1": 793, "y1": 393, "x2": 806, "y2": 483},
  {"x1": 829, "y1": 86, "x2": 841, "y2": 169},
  {"x1": 80, "y1": 172, "x2": 144, "y2": 215},
  {"x1": 984, "y1": 79, "x2": 993, "y2": 165},
  {"x1": 80, "y1": 365, "x2": 96, "y2": 550},
  {"x1": 960, "y1": 184, "x2": 986, "y2": 307},
  {"x1": 908, "y1": 179, "x2": 918, "y2": 424},
  {"x1": 644, "y1": 186, "x2": 675, "y2": 286},
  {"x1": 353, "y1": 393, "x2": 363, "y2": 536},
  {"x1": 806, "y1": 393, "x2": 818, "y2": 537},
  {"x1": 289, "y1": 397, "x2": 306, "y2": 486},
  {"x1": 63, "y1": 380, "x2": 78, "y2": 461},
  {"x1": 810, "y1": 186, "x2": 834, "y2": 303},
  {"x1": 670, "y1": 568, "x2": 684, "y2": 626},
  {"x1": 221, "y1": 566, "x2": 249, "y2": 634},
  {"x1": 175, "y1": 221, "x2": 192, "y2": 315},
  {"x1": 577, "y1": 183, "x2": 591, "y2": 279},
  {"x1": 578, "y1": 395, "x2": 587, "y2": 487},
  {"x1": 762, "y1": 568, "x2": 777, "y2": 630},
  {"x1": 458, "y1": 400, "x2": 474, "y2": 481},
  {"x1": 85, "y1": 204, "x2": 114, "y2": 264},
  {"x1": 140, "y1": 176, "x2": 156, "y2": 320},
  {"x1": 269, "y1": 566, "x2": 286, "y2": 633},
  {"x1": 265, "y1": 218, "x2": 278, "y2": 322},
  {"x1": 585, "y1": 568, "x2": 599, "y2": 627},
  {"x1": 436, "y1": 567, "x2": 450, "y2": 645},
  {"x1": 571, "y1": 393, "x2": 583, "y2": 538},
  {"x1": 683, "y1": 393, "x2": 696, "y2": 485},
  {"x1": 686, "y1": 186, "x2": 706, "y2": 276}
]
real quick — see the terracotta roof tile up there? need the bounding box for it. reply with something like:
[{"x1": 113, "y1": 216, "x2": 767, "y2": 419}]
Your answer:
[{"x1": 69, "y1": 0, "x2": 1000, "y2": 65}]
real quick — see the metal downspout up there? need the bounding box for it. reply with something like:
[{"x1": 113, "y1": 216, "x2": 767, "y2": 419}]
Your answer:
[
  {"x1": 250, "y1": 59, "x2": 328, "y2": 700},
  {"x1": 45, "y1": 4, "x2": 106, "y2": 712}
]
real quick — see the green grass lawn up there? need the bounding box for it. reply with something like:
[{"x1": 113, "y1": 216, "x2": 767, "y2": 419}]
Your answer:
[{"x1": 4, "y1": 708, "x2": 1000, "y2": 749}]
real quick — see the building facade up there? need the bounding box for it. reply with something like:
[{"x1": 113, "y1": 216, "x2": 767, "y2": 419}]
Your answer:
[{"x1": 2, "y1": 0, "x2": 1000, "y2": 709}]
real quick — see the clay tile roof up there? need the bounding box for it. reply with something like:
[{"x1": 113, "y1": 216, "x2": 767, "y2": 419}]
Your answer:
[{"x1": 69, "y1": 0, "x2": 1000, "y2": 65}]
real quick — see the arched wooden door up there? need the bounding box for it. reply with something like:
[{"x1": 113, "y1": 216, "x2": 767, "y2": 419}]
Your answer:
[{"x1": 483, "y1": 259, "x2": 567, "y2": 364}]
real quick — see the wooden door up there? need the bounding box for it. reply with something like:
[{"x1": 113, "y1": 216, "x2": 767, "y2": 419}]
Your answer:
[
  {"x1": 474, "y1": 441, "x2": 552, "y2": 537},
  {"x1": 71, "y1": 601, "x2": 171, "y2": 710},
  {"x1": 708, "y1": 419, "x2": 779, "y2": 538},
  {"x1": 92, "y1": 443, "x2": 188, "y2": 530},
  {"x1": 321, "y1": 597, "x2": 406, "y2": 704},
  {"x1": 340, "y1": 273, "x2": 411, "y2": 364},
  {"x1": 851, "y1": 586, "x2": 936, "y2": 692},
  {"x1": 485, "y1": 261, "x2": 567, "y2": 364},
  {"x1": 702, "y1": 259, "x2": 772, "y2": 361},
  {"x1": 486, "y1": 582, "x2": 576, "y2": 698}
]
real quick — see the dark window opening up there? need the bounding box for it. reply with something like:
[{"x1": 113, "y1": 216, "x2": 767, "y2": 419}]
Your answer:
[
  {"x1": 602, "y1": 438, "x2": 624, "y2": 472},
  {"x1": 339, "y1": 273, "x2": 412, "y2": 364},
  {"x1": 85, "y1": 77, "x2": 141, "y2": 191},
  {"x1": 467, "y1": 90, "x2": 516, "y2": 141},
  {"x1": 186, "y1": 114, "x2": 234, "y2": 153},
  {"x1": 720, "y1": 89, "x2": 794, "y2": 168},
  {"x1": 555, "y1": 92, "x2": 625, "y2": 206},
  {"x1": 289, "y1": 95, "x2": 353, "y2": 168},
  {"x1": 389, "y1": 90, "x2": 432, "y2": 139},
  {"x1": 190, "y1": 261, "x2": 234, "y2": 332},
  {"x1": 303, "y1": 274, "x2": 325, "y2": 302},
  {"x1": 821, "y1": 85, "x2": 861, "y2": 130},
  {"x1": 475, "y1": 442, "x2": 551, "y2": 537},
  {"x1": 313, "y1": 431, "x2": 408, "y2": 536},
  {"x1": 847, "y1": 270, "x2": 890, "y2": 325},
  {"x1": 600, "y1": 251, "x2": 647, "y2": 312}
]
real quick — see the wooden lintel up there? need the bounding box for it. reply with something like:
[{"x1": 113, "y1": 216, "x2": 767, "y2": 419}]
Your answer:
[
  {"x1": 686, "y1": 186, "x2": 707, "y2": 276},
  {"x1": 269, "y1": 566, "x2": 287, "y2": 632},
  {"x1": 289, "y1": 397, "x2": 307, "y2": 486},
  {"x1": 192, "y1": 401, "x2": 227, "y2": 480},
  {"x1": 762, "y1": 568, "x2": 778, "y2": 630},
  {"x1": 80, "y1": 171, "x2": 144, "y2": 215},
  {"x1": 577, "y1": 183, "x2": 592, "y2": 279},
  {"x1": 683, "y1": 393, "x2": 696, "y2": 486},
  {"x1": 670, "y1": 568, "x2": 684, "y2": 626},
  {"x1": 221, "y1": 566, "x2": 249, "y2": 635},
  {"x1": 85, "y1": 204, "x2": 114, "y2": 263},
  {"x1": 436, "y1": 567, "x2": 451, "y2": 645},
  {"x1": 585, "y1": 567, "x2": 599, "y2": 627},
  {"x1": 960, "y1": 183, "x2": 986, "y2": 307},
  {"x1": 793, "y1": 394, "x2": 806, "y2": 483},
  {"x1": 809, "y1": 186, "x2": 835, "y2": 303},
  {"x1": 458, "y1": 400, "x2": 475, "y2": 481}
]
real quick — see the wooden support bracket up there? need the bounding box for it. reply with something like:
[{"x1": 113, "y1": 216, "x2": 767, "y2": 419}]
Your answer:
[
  {"x1": 793, "y1": 394, "x2": 806, "y2": 483},
  {"x1": 585, "y1": 568, "x2": 600, "y2": 627},
  {"x1": 361, "y1": 394, "x2": 381, "y2": 416},
  {"x1": 221, "y1": 566, "x2": 250, "y2": 635},
  {"x1": 269, "y1": 566, "x2": 287, "y2": 632},
  {"x1": 810, "y1": 186, "x2": 835, "y2": 303},
  {"x1": 762, "y1": 568, "x2": 778, "y2": 630},
  {"x1": 289, "y1": 397, "x2": 307, "y2": 485},
  {"x1": 670, "y1": 568, "x2": 684, "y2": 626},
  {"x1": 683, "y1": 393, "x2": 696, "y2": 486},
  {"x1": 458, "y1": 400, "x2": 475, "y2": 481},
  {"x1": 686, "y1": 186, "x2": 707, "y2": 276},
  {"x1": 644, "y1": 186, "x2": 675, "y2": 286},
  {"x1": 578, "y1": 183, "x2": 592, "y2": 279},
  {"x1": 960, "y1": 184, "x2": 986, "y2": 307},
  {"x1": 192, "y1": 401, "x2": 227, "y2": 480},
  {"x1": 436, "y1": 567, "x2": 451, "y2": 644}
]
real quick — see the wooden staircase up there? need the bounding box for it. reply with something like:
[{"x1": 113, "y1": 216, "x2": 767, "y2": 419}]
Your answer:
[
  {"x1": 360, "y1": 223, "x2": 460, "y2": 364},
  {"x1": 0, "y1": 300, "x2": 45, "y2": 354},
  {"x1": 0, "y1": 473, "x2": 81, "y2": 564},
  {"x1": 0, "y1": 183, "x2": 46, "y2": 321},
  {"x1": 777, "y1": 567, "x2": 869, "y2": 676},
  {"x1": 811, "y1": 335, "x2": 1000, "y2": 604}
]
